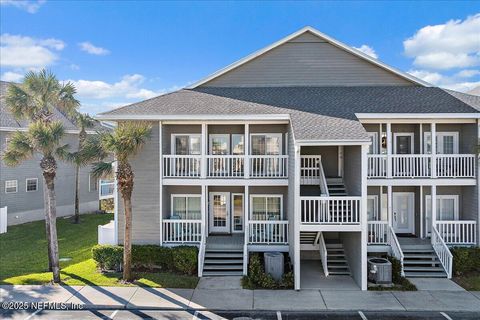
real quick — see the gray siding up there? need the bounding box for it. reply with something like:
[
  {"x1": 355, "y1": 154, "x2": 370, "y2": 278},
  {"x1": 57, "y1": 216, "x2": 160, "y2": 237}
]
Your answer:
[
  {"x1": 340, "y1": 232, "x2": 363, "y2": 288},
  {"x1": 117, "y1": 122, "x2": 160, "y2": 245},
  {"x1": 301, "y1": 146, "x2": 338, "y2": 177},
  {"x1": 0, "y1": 131, "x2": 99, "y2": 225},
  {"x1": 201, "y1": 32, "x2": 413, "y2": 87},
  {"x1": 343, "y1": 146, "x2": 362, "y2": 196}
]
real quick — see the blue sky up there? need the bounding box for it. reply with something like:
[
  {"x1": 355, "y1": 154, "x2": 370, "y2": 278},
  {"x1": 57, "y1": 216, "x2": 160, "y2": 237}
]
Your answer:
[{"x1": 1, "y1": 1, "x2": 479, "y2": 114}]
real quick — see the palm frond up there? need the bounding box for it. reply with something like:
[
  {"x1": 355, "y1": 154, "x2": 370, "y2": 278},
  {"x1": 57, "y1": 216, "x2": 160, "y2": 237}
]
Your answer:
[
  {"x1": 55, "y1": 144, "x2": 71, "y2": 162},
  {"x1": 91, "y1": 161, "x2": 114, "y2": 179},
  {"x1": 5, "y1": 83, "x2": 38, "y2": 121},
  {"x1": 28, "y1": 121, "x2": 65, "y2": 152},
  {"x1": 104, "y1": 122, "x2": 152, "y2": 161},
  {"x1": 2, "y1": 131, "x2": 34, "y2": 166},
  {"x1": 58, "y1": 82, "x2": 80, "y2": 116}
]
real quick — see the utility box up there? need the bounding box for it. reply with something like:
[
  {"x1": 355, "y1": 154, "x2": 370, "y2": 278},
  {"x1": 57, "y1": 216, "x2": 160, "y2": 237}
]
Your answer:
[
  {"x1": 264, "y1": 252, "x2": 284, "y2": 281},
  {"x1": 368, "y1": 257, "x2": 392, "y2": 284}
]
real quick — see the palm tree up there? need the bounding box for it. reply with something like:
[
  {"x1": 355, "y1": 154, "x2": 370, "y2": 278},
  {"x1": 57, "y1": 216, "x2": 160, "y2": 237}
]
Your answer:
[
  {"x1": 70, "y1": 113, "x2": 96, "y2": 224},
  {"x1": 3, "y1": 121, "x2": 70, "y2": 283},
  {"x1": 3, "y1": 70, "x2": 80, "y2": 282},
  {"x1": 86, "y1": 122, "x2": 152, "y2": 282}
]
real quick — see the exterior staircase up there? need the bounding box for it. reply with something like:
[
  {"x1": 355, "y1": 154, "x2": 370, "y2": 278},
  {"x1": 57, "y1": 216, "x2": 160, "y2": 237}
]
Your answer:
[
  {"x1": 202, "y1": 237, "x2": 244, "y2": 276},
  {"x1": 300, "y1": 231, "x2": 319, "y2": 244},
  {"x1": 326, "y1": 178, "x2": 347, "y2": 196},
  {"x1": 402, "y1": 245, "x2": 447, "y2": 278},
  {"x1": 325, "y1": 240, "x2": 351, "y2": 275}
]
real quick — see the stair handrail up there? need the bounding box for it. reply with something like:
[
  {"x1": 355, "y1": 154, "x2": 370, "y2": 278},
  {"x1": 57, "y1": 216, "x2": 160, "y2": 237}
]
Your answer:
[
  {"x1": 318, "y1": 232, "x2": 329, "y2": 277},
  {"x1": 197, "y1": 233, "x2": 206, "y2": 277},
  {"x1": 387, "y1": 226, "x2": 405, "y2": 276},
  {"x1": 318, "y1": 157, "x2": 329, "y2": 196},
  {"x1": 431, "y1": 225, "x2": 453, "y2": 278}
]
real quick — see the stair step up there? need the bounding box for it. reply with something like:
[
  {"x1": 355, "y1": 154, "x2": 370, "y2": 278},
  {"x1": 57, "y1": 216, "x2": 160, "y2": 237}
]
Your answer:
[
  {"x1": 327, "y1": 259, "x2": 348, "y2": 263},
  {"x1": 327, "y1": 264, "x2": 350, "y2": 269},
  {"x1": 327, "y1": 254, "x2": 346, "y2": 258},
  {"x1": 205, "y1": 253, "x2": 243, "y2": 259},
  {"x1": 204, "y1": 259, "x2": 243, "y2": 264},
  {"x1": 403, "y1": 266, "x2": 445, "y2": 272},
  {"x1": 405, "y1": 272, "x2": 447, "y2": 278},
  {"x1": 329, "y1": 271, "x2": 351, "y2": 275},
  {"x1": 205, "y1": 248, "x2": 243, "y2": 252},
  {"x1": 404, "y1": 254, "x2": 437, "y2": 259},
  {"x1": 203, "y1": 264, "x2": 243, "y2": 270},
  {"x1": 203, "y1": 271, "x2": 243, "y2": 276}
]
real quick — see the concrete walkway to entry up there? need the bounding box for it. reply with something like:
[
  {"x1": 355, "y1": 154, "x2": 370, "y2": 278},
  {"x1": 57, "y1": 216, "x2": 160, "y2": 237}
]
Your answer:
[{"x1": 1, "y1": 284, "x2": 480, "y2": 312}]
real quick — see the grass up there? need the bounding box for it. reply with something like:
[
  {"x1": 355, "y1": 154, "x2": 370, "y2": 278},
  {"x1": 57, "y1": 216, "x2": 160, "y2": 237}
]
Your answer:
[
  {"x1": 453, "y1": 273, "x2": 480, "y2": 291},
  {"x1": 0, "y1": 213, "x2": 198, "y2": 288}
]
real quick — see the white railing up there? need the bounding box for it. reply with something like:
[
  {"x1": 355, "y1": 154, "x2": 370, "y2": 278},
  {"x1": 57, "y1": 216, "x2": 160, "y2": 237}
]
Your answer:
[
  {"x1": 367, "y1": 221, "x2": 388, "y2": 244},
  {"x1": 207, "y1": 155, "x2": 244, "y2": 178},
  {"x1": 367, "y1": 155, "x2": 387, "y2": 178},
  {"x1": 163, "y1": 220, "x2": 202, "y2": 243},
  {"x1": 318, "y1": 157, "x2": 329, "y2": 196},
  {"x1": 98, "y1": 220, "x2": 115, "y2": 245},
  {"x1": 197, "y1": 233, "x2": 206, "y2": 277},
  {"x1": 392, "y1": 154, "x2": 431, "y2": 178},
  {"x1": 436, "y1": 220, "x2": 477, "y2": 245},
  {"x1": 248, "y1": 220, "x2": 289, "y2": 244},
  {"x1": 300, "y1": 197, "x2": 361, "y2": 225},
  {"x1": 163, "y1": 155, "x2": 201, "y2": 178},
  {"x1": 431, "y1": 226, "x2": 453, "y2": 278},
  {"x1": 300, "y1": 155, "x2": 321, "y2": 185},
  {"x1": 318, "y1": 232, "x2": 329, "y2": 276},
  {"x1": 250, "y1": 155, "x2": 288, "y2": 178},
  {"x1": 387, "y1": 225, "x2": 404, "y2": 276},
  {"x1": 99, "y1": 179, "x2": 115, "y2": 200},
  {"x1": 0, "y1": 206, "x2": 7, "y2": 234},
  {"x1": 436, "y1": 154, "x2": 476, "y2": 178}
]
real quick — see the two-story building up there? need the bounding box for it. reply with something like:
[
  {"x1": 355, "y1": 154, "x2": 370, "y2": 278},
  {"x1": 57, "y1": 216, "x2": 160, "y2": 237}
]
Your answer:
[{"x1": 96, "y1": 27, "x2": 480, "y2": 291}]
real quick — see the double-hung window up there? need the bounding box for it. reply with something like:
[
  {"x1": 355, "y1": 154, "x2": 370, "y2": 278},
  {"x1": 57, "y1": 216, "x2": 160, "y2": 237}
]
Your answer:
[
  {"x1": 5, "y1": 180, "x2": 17, "y2": 193},
  {"x1": 251, "y1": 195, "x2": 282, "y2": 220},
  {"x1": 171, "y1": 195, "x2": 201, "y2": 220},
  {"x1": 26, "y1": 178, "x2": 38, "y2": 192}
]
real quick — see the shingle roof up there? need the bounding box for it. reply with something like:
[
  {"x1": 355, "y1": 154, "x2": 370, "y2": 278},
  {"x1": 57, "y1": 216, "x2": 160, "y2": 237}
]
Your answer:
[
  {"x1": 99, "y1": 86, "x2": 480, "y2": 141},
  {"x1": 0, "y1": 81, "x2": 104, "y2": 131},
  {"x1": 443, "y1": 89, "x2": 480, "y2": 112}
]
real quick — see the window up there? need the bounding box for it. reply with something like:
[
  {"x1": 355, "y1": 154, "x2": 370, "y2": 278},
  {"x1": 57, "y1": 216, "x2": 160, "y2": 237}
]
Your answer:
[
  {"x1": 251, "y1": 134, "x2": 282, "y2": 155},
  {"x1": 251, "y1": 195, "x2": 282, "y2": 220},
  {"x1": 172, "y1": 134, "x2": 201, "y2": 155},
  {"x1": 5, "y1": 180, "x2": 17, "y2": 193},
  {"x1": 423, "y1": 132, "x2": 459, "y2": 154},
  {"x1": 89, "y1": 174, "x2": 98, "y2": 192},
  {"x1": 367, "y1": 195, "x2": 378, "y2": 221},
  {"x1": 171, "y1": 195, "x2": 201, "y2": 220},
  {"x1": 231, "y1": 134, "x2": 244, "y2": 155},
  {"x1": 394, "y1": 133, "x2": 414, "y2": 154},
  {"x1": 425, "y1": 195, "x2": 459, "y2": 234},
  {"x1": 26, "y1": 178, "x2": 38, "y2": 192},
  {"x1": 367, "y1": 132, "x2": 379, "y2": 154},
  {"x1": 3, "y1": 137, "x2": 10, "y2": 150},
  {"x1": 209, "y1": 134, "x2": 230, "y2": 155}
]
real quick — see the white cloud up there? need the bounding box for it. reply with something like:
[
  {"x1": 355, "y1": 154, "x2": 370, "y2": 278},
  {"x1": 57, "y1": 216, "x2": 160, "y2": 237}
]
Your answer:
[
  {"x1": 455, "y1": 69, "x2": 480, "y2": 78},
  {"x1": 1, "y1": 71, "x2": 24, "y2": 82},
  {"x1": 404, "y1": 14, "x2": 480, "y2": 70},
  {"x1": 353, "y1": 44, "x2": 378, "y2": 59},
  {"x1": 0, "y1": 0, "x2": 46, "y2": 14},
  {"x1": 0, "y1": 33, "x2": 65, "y2": 68},
  {"x1": 78, "y1": 42, "x2": 110, "y2": 55},
  {"x1": 69, "y1": 64, "x2": 80, "y2": 70},
  {"x1": 408, "y1": 70, "x2": 444, "y2": 84},
  {"x1": 408, "y1": 69, "x2": 480, "y2": 93}
]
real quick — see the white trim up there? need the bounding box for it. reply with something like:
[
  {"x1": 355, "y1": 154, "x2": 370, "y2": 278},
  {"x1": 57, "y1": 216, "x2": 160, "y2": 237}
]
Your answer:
[
  {"x1": 171, "y1": 133, "x2": 202, "y2": 155},
  {"x1": 159, "y1": 121, "x2": 163, "y2": 245},
  {"x1": 296, "y1": 140, "x2": 370, "y2": 146},
  {"x1": 95, "y1": 114, "x2": 291, "y2": 121},
  {"x1": 356, "y1": 113, "x2": 480, "y2": 120},
  {"x1": 250, "y1": 133, "x2": 283, "y2": 155},
  {"x1": 209, "y1": 192, "x2": 231, "y2": 233},
  {"x1": 249, "y1": 194, "x2": 284, "y2": 220},
  {"x1": 88, "y1": 174, "x2": 98, "y2": 192},
  {"x1": 423, "y1": 131, "x2": 459, "y2": 154},
  {"x1": 367, "y1": 132, "x2": 379, "y2": 154},
  {"x1": 170, "y1": 194, "x2": 202, "y2": 220},
  {"x1": 209, "y1": 134, "x2": 231, "y2": 155},
  {"x1": 0, "y1": 127, "x2": 97, "y2": 134},
  {"x1": 162, "y1": 178, "x2": 289, "y2": 186},
  {"x1": 5, "y1": 180, "x2": 17, "y2": 193},
  {"x1": 188, "y1": 26, "x2": 429, "y2": 88},
  {"x1": 393, "y1": 132, "x2": 414, "y2": 154},
  {"x1": 367, "y1": 178, "x2": 476, "y2": 186},
  {"x1": 25, "y1": 178, "x2": 38, "y2": 192},
  {"x1": 231, "y1": 193, "x2": 244, "y2": 233}
]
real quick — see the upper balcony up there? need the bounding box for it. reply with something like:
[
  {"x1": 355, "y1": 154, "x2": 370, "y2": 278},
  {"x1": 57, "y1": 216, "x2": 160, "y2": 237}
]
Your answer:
[{"x1": 161, "y1": 123, "x2": 289, "y2": 180}]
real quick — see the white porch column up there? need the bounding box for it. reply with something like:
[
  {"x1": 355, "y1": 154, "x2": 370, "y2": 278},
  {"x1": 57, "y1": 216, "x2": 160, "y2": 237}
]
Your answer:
[
  {"x1": 159, "y1": 121, "x2": 163, "y2": 245},
  {"x1": 338, "y1": 146, "x2": 344, "y2": 177},
  {"x1": 294, "y1": 144, "x2": 301, "y2": 291},
  {"x1": 387, "y1": 185, "x2": 393, "y2": 227},
  {"x1": 201, "y1": 123, "x2": 207, "y2": 179},
  {"x1": 360, "y1": 144, "x2": 368, "y2": 291},
  {"x1": 243, "y1": 185, "x2": 249, "y2": 275},
  {"x1": 420, "y1": 185, "x2": 424, "y2": 239},
  {"x1": 431, "y1": 185, "x2": 437, "y2": 235},
  {"x1": 379, "y1": 124, "x2": 383, "y2": 154},
  {"x1": 201, "y1": 184, "x2": 207, "y2": 238},
  {"x1": 386, "y1": 123, "x2": 392, "y2": 178},
  {"x1": 245, "y1": 124, "x2": 250, "y2": 179},
  {"x1": 431, "y1": 123, "x2": 437, "y2": 178}
]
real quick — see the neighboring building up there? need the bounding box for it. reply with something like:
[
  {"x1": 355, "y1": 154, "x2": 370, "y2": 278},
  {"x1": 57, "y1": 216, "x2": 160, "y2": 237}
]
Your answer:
[
  {"x1": 97, "y1": 27, "x2": 480, "y2": 291},
  {"x1": 0, "y1": 81, "x2": 114, "y2": 225}
]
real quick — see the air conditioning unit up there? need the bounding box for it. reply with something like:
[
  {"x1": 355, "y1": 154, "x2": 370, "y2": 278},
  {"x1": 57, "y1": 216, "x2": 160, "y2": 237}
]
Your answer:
[{"x1": 368, "y1": 257, "x2": 392, "y2": 284}]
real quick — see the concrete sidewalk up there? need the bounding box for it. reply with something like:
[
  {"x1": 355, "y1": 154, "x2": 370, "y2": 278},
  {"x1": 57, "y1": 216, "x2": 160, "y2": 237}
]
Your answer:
[{"x1": 1, "y1": 285, "x2": 480, "y2": 312}]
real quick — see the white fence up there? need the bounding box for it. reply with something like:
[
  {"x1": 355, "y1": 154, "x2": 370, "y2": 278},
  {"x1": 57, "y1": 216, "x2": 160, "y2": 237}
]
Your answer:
[
  {"x1": 392, "y1": 154, "x2": 431, "y2": 178},
  {"x1": 163, "y1": 220, "x2": 202, "y2": 243},
  {"x1": 98, "y1": 220, "x2": 115, "y2": 245},
  {"x1": 432, "y1": 226, "x2": 453, "y2": 278},
  {"x1": 207, "y1": 155, "x2": 244, "y2": 177},
  {"x1": 367, "y1": 155, "x2": 387, "y2": 178},
  {"x1": 436, "y1": 220, "x2": 477, "y2": 245},
  {"x1": 367, "y1": 221, "x2": 388, "y2": 244},
  {"x1": 0, "y1": 206, "x2": 7, "y2": 234},
  {"x1": 250, "y1": 155, "x2": 288, "y2": 178},
  {"x1": 300, "y1": 197, "x2": 361, "y2": 225},
  {"x1": 248, "y1": 220, "x2": 289, "y2": 244},
  {"x1": 436, "y1": 155, "x2": 476, "y2": 178}
]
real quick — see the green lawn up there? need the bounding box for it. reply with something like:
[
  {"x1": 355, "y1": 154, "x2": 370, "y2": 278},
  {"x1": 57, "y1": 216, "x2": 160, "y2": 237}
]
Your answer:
[
  {"x1": 454, "y1": 274, "x2": 480, "y2": 291},
  {"x1": 0, "y1": 213, "x2": 198, "y2": 288}
]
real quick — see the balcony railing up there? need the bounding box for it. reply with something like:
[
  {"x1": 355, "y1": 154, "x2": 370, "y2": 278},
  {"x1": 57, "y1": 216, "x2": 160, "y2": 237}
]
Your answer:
[
  {"x1": 300, "y1": 196, "x2": 361, "y2": 225},
  {"x1": 163, "y1": 155, "x2": 288, "y2": 178},
  {"x1": 436, "y1": 220, "x2": 477, "y2": 245},
  {"x1": 162, "y1": 220, "x2": 202, "y2": 243},
  {"x1": 367, "y1": 154, "x2": 476, "y2": 179},
  {"x1": 367, "y1": 221, "x2": 388, "y2": 244},
  {"x1": 248, "y1": 220, "x2": 289, "y2": 244}
]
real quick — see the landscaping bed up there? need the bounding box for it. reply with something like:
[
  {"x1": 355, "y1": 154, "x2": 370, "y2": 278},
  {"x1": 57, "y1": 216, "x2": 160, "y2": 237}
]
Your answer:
[
  {"x1": 451, "y1": 247, "x2": 480, "y2": 291},
  {"x1": 242, "y1": 253, "x2": 294, "y2": 289},
  {"x1": 368, "y1": 256, "x2": 417, "y2": 291}
]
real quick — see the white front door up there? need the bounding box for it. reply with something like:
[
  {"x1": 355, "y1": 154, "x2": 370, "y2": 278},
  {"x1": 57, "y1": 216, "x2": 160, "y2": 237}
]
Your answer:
[
  {"x1": 209, "y1": 192, "x2": 230, "y2": 233},
  {"x1": 392, "y1": 192, "x2": 415, "y2": 234}
]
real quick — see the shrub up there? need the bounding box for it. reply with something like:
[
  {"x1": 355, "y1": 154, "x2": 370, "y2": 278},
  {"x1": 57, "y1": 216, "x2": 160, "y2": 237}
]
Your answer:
[
  {"x1": 92, "y1": 244, "x2": 197, "y2": 275},
  {"x1": 92, "y1": 245, "x2": 123, "y2": 271},
  {"x1": 387, "y1": 255, "x2": 403, "y2": 283},
  {"x1": 242, "y1": 253, "x2": 293, "y2": 289},
  {"x1": 172, "y1": 246, "x2": 198, "y2": 275},
  {"x1": 452, "y1": 247, "x2": 480, "y2": 276}
]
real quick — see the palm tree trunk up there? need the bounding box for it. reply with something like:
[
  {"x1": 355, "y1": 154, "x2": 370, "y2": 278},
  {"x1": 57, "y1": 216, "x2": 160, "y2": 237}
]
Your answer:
[
  {"x1": 74, "y1": 165, "x2": 80, "y2": 223},
  {"x1": 122, "y1": 195, "x2": 133, "y2": 282},
  {"x1": 43, "y1": 173, "x2": 61, "y2": 283},
  {"x1": 43, "y1": 178, "x2": 53, "y2": 272}
]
